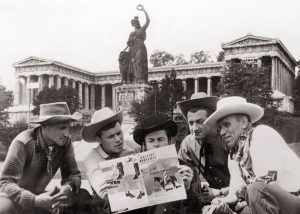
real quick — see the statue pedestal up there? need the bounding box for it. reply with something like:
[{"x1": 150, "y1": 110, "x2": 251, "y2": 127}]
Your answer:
[{"x1": 115, "y1": 83, "x2": 152, "y2": 123}]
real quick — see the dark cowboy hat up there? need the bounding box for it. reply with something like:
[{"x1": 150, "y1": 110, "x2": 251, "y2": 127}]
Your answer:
[
  {"x1": 30, "y1": 102, "x2": 82, "y2": 124},
  {"x1": 131, "y1": 16, "x2": 140, "y2": 25},
  {"x1": 176, "y1": 92, "x2": 219, "y2": 120},
  {"x1": 82, "y1": 107, "x2": 123, "y2": 143},
  {"x1": 133, "y1": 115, "x2": 177, "y2": 145}
]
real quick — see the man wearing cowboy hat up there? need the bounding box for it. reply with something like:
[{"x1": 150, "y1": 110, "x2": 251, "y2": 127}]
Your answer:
[
  {"x1": 82, "y1": 107, "x2": 139, "y2": 213},
  {"x1": 0, "y1": 102, "x2": 83, "y2": 214},
  {"x1": 132, "y1": 114, "x2": 201, "y2": 214},
  {"x1": 177, "y1": 92, "x2": 230, "y2": 202},
  {"x1": 205, "y1": 96, "x2": 300, "y2": 213}
]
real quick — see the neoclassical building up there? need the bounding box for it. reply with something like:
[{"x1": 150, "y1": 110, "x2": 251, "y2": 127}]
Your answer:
[{"x1": 9, "y1": 34, "x2": 298, "y2": 123}]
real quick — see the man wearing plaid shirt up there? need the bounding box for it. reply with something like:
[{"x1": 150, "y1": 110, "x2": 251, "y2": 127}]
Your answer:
[{"x1": 0, "y1": 102, "x2": 83, "y2": 214}]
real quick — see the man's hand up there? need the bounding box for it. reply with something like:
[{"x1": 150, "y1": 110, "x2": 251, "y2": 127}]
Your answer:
[
  {"x1": 51, "y1": 185, "x2": 73, "y2": 209},
  {"x1": 178, "y1": 165, "x2": 193, "y2": 190},
  {"x1": 211, "y1": 197, "x2": 231, "y2": 213},
  {"x1": 200, "y1": 182, "x2": 220, "y2": 203},
  {"x1": 34, "y1": 188, "x2": 57, "y2": 209},
  {"x1": 98, "y1": 180, "x2": 110, "y2": 199}
]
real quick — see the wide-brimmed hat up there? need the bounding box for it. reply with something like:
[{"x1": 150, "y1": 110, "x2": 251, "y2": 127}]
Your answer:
[
  {"x1": 82, "y1": 107, "x2": 123, "y2": 143},
  {"x1": 204, "y1": 96, "x2": 264, "y2": 128},
  {"x1": 177, "y1": 92, "x2": 219, "y2": 120},
  {"x1": 30, "y1": 102, "x2": 82, "y2": 124},
  {"x1": 133, "y1": 114, "x2": 177, "y2": 145}
]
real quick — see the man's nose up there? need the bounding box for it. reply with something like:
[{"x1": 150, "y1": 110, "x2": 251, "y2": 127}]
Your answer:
[
  {"x1": 220, "y1": 127, "x2": 226, "y2": 136},
  {"x1": 63, "y1": 129, "x2": 70, "y2": 137}
]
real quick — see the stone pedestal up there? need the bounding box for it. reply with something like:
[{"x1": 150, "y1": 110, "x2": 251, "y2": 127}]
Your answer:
[{"x1": 114, "y1": 83, "x2": 152, "y2": 122}]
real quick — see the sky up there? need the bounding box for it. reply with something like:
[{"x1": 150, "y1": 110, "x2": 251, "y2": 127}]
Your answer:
[{"x1": 0, "y1": 0, "x2": 299, "y2": 90}]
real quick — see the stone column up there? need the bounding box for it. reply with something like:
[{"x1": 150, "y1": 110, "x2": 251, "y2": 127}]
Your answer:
[
  {"x1": 78, "y1": 82, "x2": 83, "y2": 108},
  {"x1": 56, "y1": 76, "x2": 61, "y2": 89},
  {"x1": 14, "y1": 78, "x2": 21, "y2": 105},
  {"x1": 64, "y1": 77, "x2": 69, "y2": 87},
  {"x1": 84, "y1": 83, "x2": 89, "y2": 110},
  {"x1": 90, "y1": 84, "x2": 95, "y2": 110},
  {"x1": 182, "y1": 79, "x2": 187, "y2": 92},
  {"x1": 112, "y1": 84, "x2": 116, "y2": 110},
  {"x1": 26, "y1": 76, "x2": 31, "y2": 105},
  {"x1": 49, "y1": 75, "x2": 54, "y2": 88},
  {"x1": 38, "y1": 75, "x2": 43, "y2": 92},
  {"x1": 71, "y1": 79, "x2": 75, "y2": 88},
  {"x1": 21, "y1": 77, "x2": 27, "y2": 104},
  {"x1": 271, "y1": 57, "x2": 276, "y2": 89},
  {"x1": 207, "y1": 77, "x2": 212, "y2": 96},
  {"x1": 101, "y1": 85, "x2": 106, "y2": 108},
  {"x1": 194, "y1": 78, "x2": 199, "y2": 93},
  {"x1": 257, "y1": 58, "x2": 262, "y2": 67}
]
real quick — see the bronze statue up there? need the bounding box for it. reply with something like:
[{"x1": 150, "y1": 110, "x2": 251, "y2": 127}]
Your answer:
[{"x1": 119, "y1": 4, "x2": 150, "y2": 84}]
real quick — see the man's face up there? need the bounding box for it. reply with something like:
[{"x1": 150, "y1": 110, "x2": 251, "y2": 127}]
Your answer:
[
  {"x1": 42, "y1": 121, "x2": 71, "y2": 146},
  {"x1": 187, "y1": 109, "x2": 210, "y2": 140},
  {"x1": 218, "y1": 115, "x2": 243, "y2": 150},
  {"x1": 145, "y1": 129, "x2": 168, "y2": 150},
  {"x1": 97, "y1": 122, "x2": 124, "y2": 155}
]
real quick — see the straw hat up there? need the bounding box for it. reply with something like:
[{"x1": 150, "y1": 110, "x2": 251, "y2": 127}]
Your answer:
[
  {"x1": 82, "y1": 107, "x2": 123, "y2": 142},
  {"x1": 204, "y1": 96, "x2": 264, "y2": 128}
]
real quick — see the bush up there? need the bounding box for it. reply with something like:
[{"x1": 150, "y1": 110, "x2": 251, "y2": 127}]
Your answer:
[{"x1": 0, "y1": 121, "x2": 28, "y2": 150}]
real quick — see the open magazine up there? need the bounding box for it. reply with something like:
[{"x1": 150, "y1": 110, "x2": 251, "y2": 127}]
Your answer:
[{"x1": 98, "y1": 144, "x2": 187, "y2": 213}]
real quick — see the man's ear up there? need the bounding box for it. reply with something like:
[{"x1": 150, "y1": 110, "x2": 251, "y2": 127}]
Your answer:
[
  {"x1": 240, "y1": 115, "x2": 249, "y2": 129},
  {"x1": 95, "y1": 136, "x2": 102, "y2": 145}
]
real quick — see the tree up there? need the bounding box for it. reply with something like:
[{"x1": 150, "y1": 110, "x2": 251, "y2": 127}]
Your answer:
[
  {"x1": 293, "y1": 75, "x2": 300, "y2": 113},
  {"x1": 32, "y1": 86, "x2": 80, "y2": 115},
  {"x1": 129, "y1": 70, "x2": 184, "y2": 122},
  {"x1": 150, "y1": 50, "x2": 174, "y2": 67},
  {"x1": 174, "y1": 54, "x2": 188, "y2": 65},
  {"x1": 218, "y1": 63, "x2": 281, "y2": 127},
  {"x1": 0, "y1": 83, "x2": 13, "y2": 127},
  {"x1": 190, "y1": 50, "x2": 211, "y2": 64},
  {"x1": 217, "y1": 51, "x2": 225, "y2": 62}
]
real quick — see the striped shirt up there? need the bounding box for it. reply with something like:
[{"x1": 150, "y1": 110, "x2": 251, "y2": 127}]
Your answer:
[{"x1": 0, "y1": 127, "x2": 81, "y2": 210}]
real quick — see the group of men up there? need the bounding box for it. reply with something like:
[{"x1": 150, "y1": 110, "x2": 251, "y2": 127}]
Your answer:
[{"x1": 1, "y1": 92, "x2": 300, "y2": 214}]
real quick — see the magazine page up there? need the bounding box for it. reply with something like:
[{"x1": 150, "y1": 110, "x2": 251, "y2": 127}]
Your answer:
[{"x1": 98, "y1": 144, "x2": 187, "y2": 213}]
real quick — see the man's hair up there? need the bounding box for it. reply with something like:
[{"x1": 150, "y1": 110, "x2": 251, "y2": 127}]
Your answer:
[
  {"x1": 96, "y1": 121, "x2": 119, "y2": 137},
  {"x1": 235, "y1": 114, "x2": 251, "y2": 123},
  {"x1": 187, "y1": 106, "x2": 213, "y2": 117}
]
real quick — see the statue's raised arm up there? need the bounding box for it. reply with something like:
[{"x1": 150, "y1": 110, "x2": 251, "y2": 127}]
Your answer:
[{"x1": 137, "y1": 4, "x2": 150, "y2": 32}]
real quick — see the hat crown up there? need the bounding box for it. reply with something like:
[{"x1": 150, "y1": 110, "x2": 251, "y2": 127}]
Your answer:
[
  {"x1": 91, "y1": 107, "x2": 116, "y2": 124},
  {"x1": 217, "y1": 96, "x2": 247, "y2": 110},
  {"x1": 40, "y1": 102, "x2": 71, "y2": 116},
  {"x1": 190, "y1": 92, "x2": 209, "y2": 100}
]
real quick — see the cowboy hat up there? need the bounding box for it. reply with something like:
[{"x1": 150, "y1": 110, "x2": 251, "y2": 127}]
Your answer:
[
  {"x1": 177, "y1": 92, "x2": 219, "y2": 120},
  {"x1": 133, "y1": 114, "x2": 177, "y2": 145},
  {"x1": 204, "y1": 96, "x2": 264, "y2": 128},
  {"x1": 82, "y1": 107, "x2": 123, "y2": 143},
  {"x1": 30, "y1": 102, "x2": 82, "y2": 124}
]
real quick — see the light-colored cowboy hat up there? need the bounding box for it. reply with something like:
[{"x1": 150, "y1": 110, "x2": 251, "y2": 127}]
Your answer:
[
  {"x1": 30, "y1": 102, "x2": 82, "y2": 124},
  {"x1": 204, "y1": 96, "x2": 264, "y2": 128},
  {"x1": 133, "y1": 114, "x2": 177, "y2": 145},
  {"x1": 82, "y1": 107, "x2": 123, "y2": 143},
  {"x1": 177, "y1": 92, "x2": 219, "y2": 120}
]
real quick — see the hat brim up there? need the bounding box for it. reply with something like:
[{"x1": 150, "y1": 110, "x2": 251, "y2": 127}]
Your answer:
[
  {"x1": 82, "y1": 111, "x2": 123, "y2": 143},
  {"x1": 204, "y1": 103, "x2": 264, "y2": 128},
  {"x1": 133, "y1": 120, "x2": 177, "y2": 145},
  {"x1": 177, "y1": 97, "x2": 219, "y2": 120},
  {"x1": 30, "y1": 111, "x2": 82, "y2": 124}
]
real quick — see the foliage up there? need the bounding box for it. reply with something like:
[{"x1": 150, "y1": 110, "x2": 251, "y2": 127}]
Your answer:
[
  {"x1": 0, "y1": 83, "x2": 13, "y2": 127},
  {"x1": 0, "y1": 121, "x2": 28, "y2": 151},
  {"x1": 129, "y1": 70, "x2": 184, "y2": 122},
  {"x1": 218, "y1": 63, "x2": 281, "y2": 127},
  {"x1": 217, "y1": 51, "x2": 225, "y2": 62},
  {"x1": 174, "y1": 54, "x2": 188, "y2": 65},
  {"x1": 150, "y1": 50, "x2": 174, "y2": 67},
  {"x1": 32, "y1": 86, "x2": 80, "y2": 115},
  {"x1": 293, "y1": 75, "x2": 300, "y2": 113},
  {"x1": 190, "y1": 50, "x2": 211, "y2": 64}
]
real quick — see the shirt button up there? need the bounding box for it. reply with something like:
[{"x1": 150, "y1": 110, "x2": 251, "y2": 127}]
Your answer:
[{"x1": 164, "y1": 209, "x2": 167, "y2": 212}]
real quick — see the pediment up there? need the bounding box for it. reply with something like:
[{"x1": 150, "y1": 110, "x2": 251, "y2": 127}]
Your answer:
[
  {"x1": 13, "y1": 56, "x2": 51, "y2": 67},
  {"x1": 222, "y1": 34, "x2": 275, "y2": 48}
]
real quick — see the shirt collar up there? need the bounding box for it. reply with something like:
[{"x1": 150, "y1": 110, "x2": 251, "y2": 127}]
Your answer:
[{"x1": 96, "y1": 145, "x2": 109, "y2": 159}]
